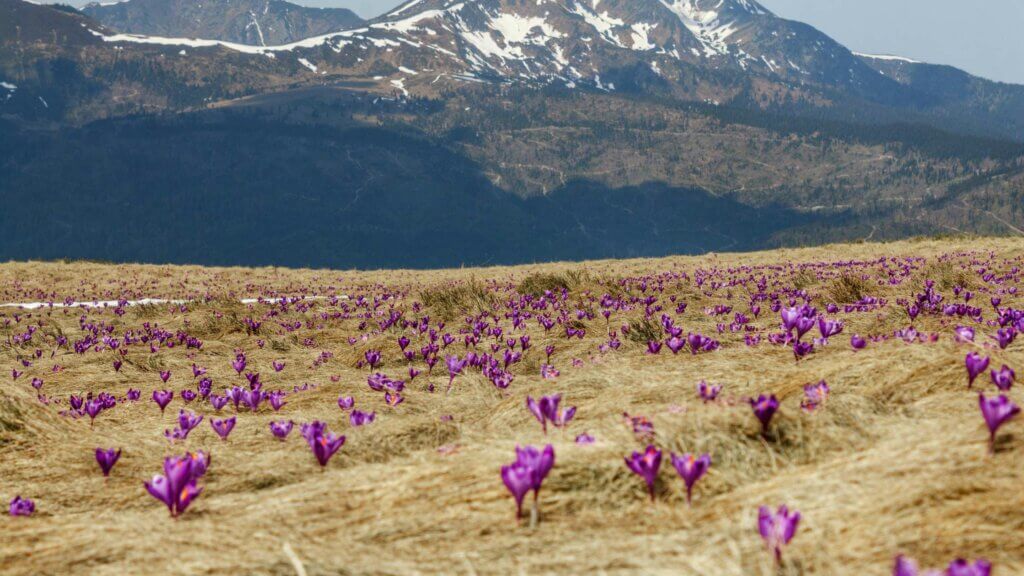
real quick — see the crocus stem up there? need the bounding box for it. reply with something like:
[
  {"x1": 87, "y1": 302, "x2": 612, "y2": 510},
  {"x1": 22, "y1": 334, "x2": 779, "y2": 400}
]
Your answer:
[
  {"x1": 989, "y1": 434, "x2": 996, "y2": 455},
  {"x1": 529, "y1": 497, "x2": 538, "y2": 529}
]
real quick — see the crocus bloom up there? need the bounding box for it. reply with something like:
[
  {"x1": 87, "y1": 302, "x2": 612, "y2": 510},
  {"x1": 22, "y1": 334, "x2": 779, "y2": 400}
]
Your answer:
[
  {"x1": 670, "y1": 453, "x2": 711, "y2": 504},
  {"x1": 9, "y1": 496, "x2": 34, "y2": 517},
  {"x1": 501, "y1": 460, "x2": 533, "y2": 521},
  {"x1": 575, "y1": 433, "x2": 595, "y2": 444},
  {"x1": 159, "y1": 370, "x2": 171, "y2": 383},
  {"x1": 364, "y1": 349, "x2": 382, "y2": 370},
  {"x1": 758, "y1": 505, "x2": 800, "y2": 564},
  {"x1": 965, "y1": 353, "x2": 990, "y2": 388},
  {"x1": 300, "y1": 421, "x2": 346, "y2": 467},
  {"x1": 445, "y1": 355, "x2": 467, "y2": 392},
  {"x1": 152, "y1": 390, "x2": 173, "y2": 412},
  {"x1": 946, "y1": 559, "x2": 992, "y2": 576},
  {"x1": 979, "y1": 393, "x2": 1020, "y2": 453},
  {"x1": 990, "y1": 365, "x2": 1014, "y2": 391},
  {"x1": 95, "y1": 448, "x2": 121, "y2": 477},
  {"x1": 270, "y1": 420, "x2": 294, "y2": 440},
  {"x1": 210, "y1": 417, "x2": 236, "y2": 440},
  {"x1": 625, "y1": 445, "x2": 662, "y2": 501},
  {"x1": 338, "y1": 396, "x2": 355, "y2": 410},
  {"x1": 144, "y1": 453, "x2": 206, "y2": 517},
  {"x1": 750, "y1": 395, "x2": 780, "y2": 435},
  {"x1": 349, "y1": 410, "x2": 376, "y2": 427},
  {"x1": 177, "y1": 410, "x2": 203, "y2": 436},
  {"x1": 850, "y1": 334, "x2": 867, "y2": 350},
  {"x1": 801, "y1": 381, "x2": 830, "y2": 411},
  {"x1": 516, "y1": 444, "x2": 555, "y2": 499},
  {"x1": 697, "y1": 380, "x2": 721, "y2": 402}
]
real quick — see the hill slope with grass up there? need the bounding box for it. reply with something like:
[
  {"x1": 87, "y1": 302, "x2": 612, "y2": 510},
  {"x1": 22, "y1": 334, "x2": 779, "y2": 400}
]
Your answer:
[{"x1": 1, "y1": 237, "x2": 1022, "y2": 575}]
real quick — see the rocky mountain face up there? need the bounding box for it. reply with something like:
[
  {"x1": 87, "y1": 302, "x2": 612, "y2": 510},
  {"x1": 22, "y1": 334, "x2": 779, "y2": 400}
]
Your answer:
[
  {"x1": 0, "y1": 0, "x2": 1022, "y2": 268},
  {"x1": 82, "y1": 0, "x2": 364, "y2": 45}
]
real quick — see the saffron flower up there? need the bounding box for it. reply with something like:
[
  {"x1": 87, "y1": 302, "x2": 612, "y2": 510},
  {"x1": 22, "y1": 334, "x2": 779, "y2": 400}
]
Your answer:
[
  {"x1": 270, "y1": 420, "x2": 294, "y2": 440},
  {"x1": 159, "y1": 370, "x2": 171, "y2": 383},
  {"x1": 697, "y1": 380, "x2": 721, "y2": 402},
  {"x1": 965, "y1": 353, "x2": 990, "y2": 388},
  {"x1": 758, "y1": 505, "x2": 800, "y2": 565},
  {"x1": 625, "y1": 445, "x2": 662, "y2": 501},
  {"x1": 850, "y1": 334, "x2": 867, "y2": 350},
  {"x1": 210, "y1": 416, "x2": 236, "y2": 440},
  {"x1": 9, "y1": 496, "x2": 34, "y2": 517},
  {"x1": 750, "y1": 394, "x2": 780, "y2": 435},
  {"x1": 801, "y1": 381, "x2": 830, "y2": 411},
  {"x1": 300, "y1": 421, "x2": 346, "y2": 467},
  {"x1": 501, "y1": 460, "x2": 533, "y2": 522},
  {"x1": 144, "y1": 453, "x2": 208, "y2": 517},
  {"x1": 670, "y1": 452, "x2": 711, "y2": 504},
  {"x1": 152, "y1": 390, "x2": 173, "y2": 412},
  {"x1": 979, "y1": 393, "x2": 1020, "y2": 453},
  {"x1": 349, "y1": 410, "x2": 376, "y2": 427},
  {"x1": 502, "y1": 444, "x2": 554, "y2": 526},
  {"x1": 95, "y1": 448, "x2": 122, "y2": 477},
  {"x1": 990, "y1": 365, "x2": 1014, "y2": 391},
  {"x1": 364, "y1": 349, "x2": 382, "y2": 370},
  {"x1": 177, "y1": 409, "x2": 203, "y2": 436},
  {"x1": 338, "y1": 396, "x2": 355, "y2": 410},
  {"x1": 445, "y1": 354, "x2": 467, "y2": 393}
]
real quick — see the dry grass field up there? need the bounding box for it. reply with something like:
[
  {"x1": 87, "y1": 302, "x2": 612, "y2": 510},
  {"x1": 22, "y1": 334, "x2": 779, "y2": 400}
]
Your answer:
[{"x1": 1, "y1": 237, "x2": 1023, "y2": 575}]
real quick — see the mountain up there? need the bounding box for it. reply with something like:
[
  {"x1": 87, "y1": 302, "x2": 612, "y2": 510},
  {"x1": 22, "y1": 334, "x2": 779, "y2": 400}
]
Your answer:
[
  {"x1": 82, "y1": 0, "x2": 364, "y2": 46},
  {"x1": 0, "y1": 0, "x2": 1022, "y2": 268}
]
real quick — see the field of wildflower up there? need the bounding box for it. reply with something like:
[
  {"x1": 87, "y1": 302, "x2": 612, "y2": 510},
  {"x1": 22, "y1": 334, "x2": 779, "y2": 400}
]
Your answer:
[{"x1": 1, "y1": 237, "x2": 1022, "y2": 575}]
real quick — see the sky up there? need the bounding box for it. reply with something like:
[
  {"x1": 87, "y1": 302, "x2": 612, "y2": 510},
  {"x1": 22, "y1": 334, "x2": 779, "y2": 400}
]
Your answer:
[{"x1": 51, "y1": 0, "x2": 1023, "y2": 84}]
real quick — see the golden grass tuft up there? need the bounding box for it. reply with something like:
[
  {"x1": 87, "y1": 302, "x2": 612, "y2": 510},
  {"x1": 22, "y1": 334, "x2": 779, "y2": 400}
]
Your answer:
[{"x1": 0, "y1": 237, "x2": 1022, "y2": 575}]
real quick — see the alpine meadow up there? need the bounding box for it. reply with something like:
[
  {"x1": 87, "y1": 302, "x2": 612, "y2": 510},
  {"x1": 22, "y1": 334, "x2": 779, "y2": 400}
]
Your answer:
[{"x1": 1, "y1": 0, "x2": 1023, "y2": 575}]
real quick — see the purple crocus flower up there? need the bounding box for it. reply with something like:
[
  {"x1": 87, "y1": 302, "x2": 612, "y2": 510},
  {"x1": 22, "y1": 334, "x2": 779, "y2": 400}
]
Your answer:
[
  {"x1": 209, "y1": 394, "x2": 228, "y2": 411},
  {"x1": 231, "y1": 355, "x2": 247, "y2": 374},
  {"x1": 300, "y1": 421, "x2": 346, "y2": 467},
  {"x1": 445, "y1": 354, "x2": 467, "y2": 393},
  {"x1": 152, "y1": 390, "x2": 173, "y2": 412},
  {"x1": 144, "y1": 453, "x2": 206, "y2": 517},
  {"x1": 501, "y1": 459, "x2": 533, "y2": 522},
  {"x1": 9, "y1": 496, "x2": 34, "y2": 517},
  {"x1": 575, "y1": 433, "x2": 595, "y2": 445},
  {"x1": 338, "y1": 396, "x2": 354, "y2": 410},
  {"x1": 979, "y1": 393, "x2": 1020, "y2": 453},
  {"x1": 646, "y1": 340, "x2": 662, "y2": 354},
  {"x1": 526, "y1": 395, "x2": 546, "y2": 432},
  {"x1": 670, "y1": 452, "x2": 711, "y2": 504},
  {"x1": 625, "y1": 445, "x2": 662, "y2": 502},
  {"x1": 850, "y1": 334, "x2": 867, "y2": 350},
  {"x1": 210, "y1": 416, "x2": 236, "y2": 440},
  {"x1": 995, "y1": 327, "x2": 1015, "y2": 349},
  {"x1": 268, "y1": 391, "x2": 287, "y2": 411},
  {"x1": 270, "y1": 420, "x2": 294, "y2": 440},
  {"x1": 801, "y1": 381, "x2": 830, "y2": 411},
  {"x1": 697, "y1": 380, "x2": 721, "y2": 402},
  {"x1": 965, "y1": 353, "x2": 990, "y2": 388},
  {"x1": 515, "y1": 444, "x2": 555, "y2": 524},
  {"x1": 30, "y1": 377, "x2": 43, "y2": 390},
  {"x1": 990, "y1": 365, "x2": 1014, "y2": 391},
  {"x1": 364, "y1": 349, "x2": 382, "y2": 370},
  {"x1": 177, "y1": 409, "x2": 203, "y2": 435},
  {"x1": 349, "y1": 410, "x2": 376, "y2": 427},
  {"x1": 946, "y1": 559, "x2": 993, "y2": 576},
  {"x1": 758, "y1": 505, "x2": 800, "y2": 564},
  {"x1": 159, "y1": 370, "x2": 171, "y2": 383},
  {"x1": 272, "y1": 360, "x2": 285, "y2": 372},
  {"x1": 95, "y1": 447, "x2": 121, "y2": 477},
  {"x1": 750, "y1": 394, "x2": 780, "y2": 435}
]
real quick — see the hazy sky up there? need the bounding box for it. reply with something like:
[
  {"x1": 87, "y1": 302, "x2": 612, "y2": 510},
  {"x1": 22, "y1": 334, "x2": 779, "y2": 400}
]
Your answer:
[{"x1": 53, "y1": 0, "x2": 1023, "y2": 84}]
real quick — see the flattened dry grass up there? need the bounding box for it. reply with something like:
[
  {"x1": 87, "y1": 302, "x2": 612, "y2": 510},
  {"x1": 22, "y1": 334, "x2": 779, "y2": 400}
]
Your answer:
[{"x1": 0, "y1": 237, "x2": 1022, "y2": 575}]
